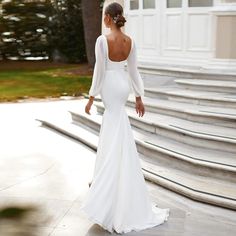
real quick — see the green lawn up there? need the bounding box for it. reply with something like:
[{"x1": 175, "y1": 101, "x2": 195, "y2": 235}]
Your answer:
[{"x1": 0, "y1": 65, "x2": 92, "y2": 102}]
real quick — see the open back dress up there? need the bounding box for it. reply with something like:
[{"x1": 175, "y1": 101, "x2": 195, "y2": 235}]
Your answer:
[{"x1": 80, "y1": 34, "x2": 169, "y2": 234}]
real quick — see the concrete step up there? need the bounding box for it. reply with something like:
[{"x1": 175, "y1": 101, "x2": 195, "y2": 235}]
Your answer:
[
  {"x1": 89, "y1": 94, "x2": 236, "y2": 128},
  {"x1": 36, "y1": 115, "x2": 236, "y2": 211},
  {"x1": 36, "y1": 117, "x2": 98, "y2": 151},
  {"x1": 141, "y1": 160, "x2": 236, "y2": 211},
  {"x1": 125, "y1": 96, "x2": 236, "y2": 128},
  {"x1": 69, "y1": 107, "x2": 236, "y2": 182},
  {"x1": 175, "y1": 79, "x2": 236, "y2": 93},
  {"x1": 138, "y1": 64, "x2": 236, "y2": 80},
  {"x1": 145, "y1": 87, "x2": 236, "y2": 108},
  {"x1": 94, "y1": 101, "x2": 236, "y2": 153}
]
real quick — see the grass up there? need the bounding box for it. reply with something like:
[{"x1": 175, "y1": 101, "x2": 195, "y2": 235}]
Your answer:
[{"x1": 0, "y1": 62, "x2": 92, "y2": 102}]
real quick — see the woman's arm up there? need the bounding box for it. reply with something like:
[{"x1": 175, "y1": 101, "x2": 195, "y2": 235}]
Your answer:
[
  {"x1": 126, "y1": 39, "x2": 145, "y2": 98},
  {"x1": 88, "y1": 35, "x2": 106, "y2": 97},
  {"x1": 127, "y1": 39, "x2": 145, "y2": 117},
  {"x1": 85, "y1": 36, "x2": 105, "y2": 115}
]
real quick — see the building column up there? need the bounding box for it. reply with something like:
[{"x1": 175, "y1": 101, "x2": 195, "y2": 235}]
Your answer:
[
  {"x1": 205, "y1": 0, "x2": 236, "y2": 73},
  {"x1": 214, "y1": 0, "x2": 236, "y2": 59}
]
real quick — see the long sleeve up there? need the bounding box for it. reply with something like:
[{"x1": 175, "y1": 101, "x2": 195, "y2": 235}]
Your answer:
[
  {"x1": 88, "y1": 35, "x2": 106, "y2": 97},
  {"x1": 126, "y1": 39, "x2": 145, "y2": 97}
]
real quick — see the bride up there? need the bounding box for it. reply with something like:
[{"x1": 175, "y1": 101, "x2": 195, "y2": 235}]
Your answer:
[{"x1": 80, "y1": 2, "x2": 169, "y2": 234}]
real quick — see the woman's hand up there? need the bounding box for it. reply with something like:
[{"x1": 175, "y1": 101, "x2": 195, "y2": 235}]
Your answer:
[
  {"x1": 135, "y1": 96, "x2": 145, "y2": 117},
  {"x1": 85, "y1": 96, "x2": 94, "y2": 115}
]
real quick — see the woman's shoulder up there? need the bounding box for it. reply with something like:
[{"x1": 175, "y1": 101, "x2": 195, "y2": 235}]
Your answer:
[
  {"x1": 96, "y1": 34, "x2": 106, "y2": 42},
  {"x1": 95, "y1": 35, "x2": 106, "y2": 50},
  {"x1": 97, "y1": 34, "x2": 104, "y2": 39},
  {"x1": 124, "y1": 34, "x2": 132, "y2": 42},
  {"x1": 100, "y1": 33, "x2": 132, "y2": 41}
]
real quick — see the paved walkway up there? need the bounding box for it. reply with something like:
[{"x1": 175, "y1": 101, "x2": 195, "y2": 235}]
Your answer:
[{"x1": 0, "y1": 98, "x2": 235, "y2": 236}]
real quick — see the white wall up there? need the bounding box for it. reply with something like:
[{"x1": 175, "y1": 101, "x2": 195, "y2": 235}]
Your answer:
[{"x1": 103, "y1": 0, "x2": 236, "y2": 74}]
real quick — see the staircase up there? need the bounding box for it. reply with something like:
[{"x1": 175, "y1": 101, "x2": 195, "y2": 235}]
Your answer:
[{"x1": 36, "y1": 76, "x2": 236, "y2": 211}]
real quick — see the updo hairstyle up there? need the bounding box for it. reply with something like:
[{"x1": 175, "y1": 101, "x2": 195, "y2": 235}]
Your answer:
[{"x1": 105, "y1": 2, "x2": 126, "y2": 28}]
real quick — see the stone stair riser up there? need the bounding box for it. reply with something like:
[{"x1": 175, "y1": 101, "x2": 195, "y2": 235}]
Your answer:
[
  {"x1": 143, "y1": 170, "x2": 236, "y2": 211},
  {"x1": 145, "y1": 91, "x2": 236, "y2": 109},
  {"x1": 37, "y1": 118, "x2": 236, "y2": 211},
  {"x1": 136, "y1": 140, "x2": 236, "y2": 183},
  {"x1": 37, "y1": 120, "x2": 97, "y2": 151},
  {"x1": 139, "y1": 68, "x2": 236, "y2": 82},
  {"x1": 70, "y1": 112, "x2": 236, "y2": 183},
  {"x1": 85, "y1": 96, "x2": 236, "y2": 129},
  {"x1": 71, "y1": 112, "x2": 100, "y2": 133},
  {"x1": 126, "y1": 100, "x2": 236, "y2": 129},
  {"x1": 129, "y1": 116, "x2": 236, "y2": 153},
  {"x1": 176, "y1": 84, "x2": 236, "y2": 93},
  {"x1": 96, "y1": 104, "x2": 236, "y2": 153}
]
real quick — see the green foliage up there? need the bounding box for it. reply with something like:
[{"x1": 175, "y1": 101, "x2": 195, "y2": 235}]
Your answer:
[
  {"x1": 0, "y1": 0, "x2": 53, "y2": 60},
  {"x1": 49, "y1": 0, "x2": 86, "y2": 63},
  {"x1": 0, "y1": 0, "x2": 87, "y2": 63},
  {"x1": 0, "y1": 66, "x2": 92, "y2": 102}
]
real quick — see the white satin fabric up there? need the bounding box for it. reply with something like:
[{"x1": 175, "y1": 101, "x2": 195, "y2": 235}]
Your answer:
[{"x1": 80, "y1": 34, "x2": 169, "y2": 234}]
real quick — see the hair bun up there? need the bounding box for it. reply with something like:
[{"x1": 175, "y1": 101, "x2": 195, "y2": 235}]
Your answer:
[
  {"x1": 105, "y1": 2, "x2": 126, "y2": 28},
  {"x1": 113, "y1": 14, "x2": 126, "y2": 28}
]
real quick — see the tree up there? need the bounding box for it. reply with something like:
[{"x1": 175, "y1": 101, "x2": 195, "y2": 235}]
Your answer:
[
  {"x1": 0, "y1": 0, "x2": 52, "y2": 60},
  {"x1": 50, "y1": 0, "x2": 86, "y2": 63},
  {"x1": 81, "y1": 0, "x2": 103, "y2": 67},
  {"x1": 0, "y1": 0, "x2": 86, "y2": 63}
]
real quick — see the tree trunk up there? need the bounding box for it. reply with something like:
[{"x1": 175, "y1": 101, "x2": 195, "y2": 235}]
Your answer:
[{"x1": 81, "y1": 0, "x2": 102, "y2": 67}]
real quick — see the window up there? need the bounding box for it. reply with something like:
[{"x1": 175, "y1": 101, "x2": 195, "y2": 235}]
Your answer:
[
  {"x1": 167, "y1": 0, "x2": 182, "y2": 8},
  {"x1": 189, "y1": 0, "x2": 213, "y2": 7},
  {"x1": 143, "y1": 0, "x2": 155, "y2": 9},
  {"x1": 130, "y1": 0, "x2": 139, "y2": 10}
]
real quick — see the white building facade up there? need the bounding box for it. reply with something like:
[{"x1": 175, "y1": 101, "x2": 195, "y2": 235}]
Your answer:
[{"x1": 102, "y1": 0, "x2": 236, "y2": 75}]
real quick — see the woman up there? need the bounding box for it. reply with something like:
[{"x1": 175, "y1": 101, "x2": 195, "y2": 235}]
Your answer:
[{"x1": 80, "y1": 2, "x2": 169, "y2": 234}]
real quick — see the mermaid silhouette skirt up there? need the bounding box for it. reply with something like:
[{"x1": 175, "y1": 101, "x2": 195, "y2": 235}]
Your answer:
[{"x1": 80, "y1": 68, "x2": 169, "y2": 234}]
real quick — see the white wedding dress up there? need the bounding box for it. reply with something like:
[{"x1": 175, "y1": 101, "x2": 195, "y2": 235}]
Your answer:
[{"x1": 80, "y1": 34, "x2": 169, "y2": 234}]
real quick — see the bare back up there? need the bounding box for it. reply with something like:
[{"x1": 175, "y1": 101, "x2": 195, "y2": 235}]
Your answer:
[{"x1": 105, "y1": 33, "x2": 132, "y2": 62}]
